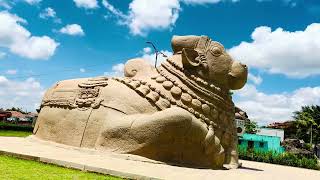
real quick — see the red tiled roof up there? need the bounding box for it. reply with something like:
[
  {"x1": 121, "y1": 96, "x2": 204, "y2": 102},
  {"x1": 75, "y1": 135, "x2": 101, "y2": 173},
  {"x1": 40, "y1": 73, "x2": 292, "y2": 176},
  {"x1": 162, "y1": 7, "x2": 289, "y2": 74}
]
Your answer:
[
  {"x1": 8, "y1": 111, "x2": 25, "y2": 118},
  {"x1": 0, "y1": 111, "x2": 12, "y2": 118}
]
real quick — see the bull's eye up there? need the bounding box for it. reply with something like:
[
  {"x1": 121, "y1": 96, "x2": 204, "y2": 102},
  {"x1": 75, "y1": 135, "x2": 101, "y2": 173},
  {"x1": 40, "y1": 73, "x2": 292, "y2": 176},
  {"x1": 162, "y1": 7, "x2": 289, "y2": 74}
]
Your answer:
[{"x1": 210, "y1": 47, "x2": 222, "y2": 57}]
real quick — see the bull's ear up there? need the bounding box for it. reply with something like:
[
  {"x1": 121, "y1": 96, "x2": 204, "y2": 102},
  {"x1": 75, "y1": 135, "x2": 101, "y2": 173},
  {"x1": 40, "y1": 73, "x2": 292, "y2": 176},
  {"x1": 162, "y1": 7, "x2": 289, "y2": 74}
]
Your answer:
[{"x1": 182, "y1": 48, "x2": 200, "y2": 69}]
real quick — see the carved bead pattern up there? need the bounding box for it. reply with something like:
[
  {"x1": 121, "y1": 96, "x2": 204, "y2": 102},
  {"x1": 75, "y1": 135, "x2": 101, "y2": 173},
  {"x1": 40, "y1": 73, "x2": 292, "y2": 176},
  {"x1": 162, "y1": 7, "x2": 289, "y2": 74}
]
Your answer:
[
  {"x1": 170, "y1": 86, "x2": 182, "y2": 98},
  {"x1": 113, "y1": 76, "x2": 235, "y2": 134},
  {"x1": 166, "y1": 59, "x2": 231, "y2": 100},
  {"x1": 191, "y1": 99, "x2": 202, "y2": 110},
  {"x1": 136, "y1": 85, "x2": 150, "y2": 96},
  {"x1": 181, "y1": 93, "x2": 192, "y2": 104},
  {"x1": 162, "y1": 81, "x2": 173, "y2": 89},
  {"x1": 202, "y1": 104, "x2": 211, "y2": 115},
  {"x1": 146, "y1": 91, "x2": 160, "y2": 102},
  {"x1": 155, "y1": 98, "x2": 171, "y2": 110},
  {"x1": 156, "y1": 76, "x2": 166, "y2": 83},
  {"x1": 211, "y1": 108, "x2": 218, "y2": 119},
  {"x1": 161, "y1": 62, "x2": 231, "y2": 108},
  {"x1": 156, "y1": 68, "x2": 234, "y2": 122}
]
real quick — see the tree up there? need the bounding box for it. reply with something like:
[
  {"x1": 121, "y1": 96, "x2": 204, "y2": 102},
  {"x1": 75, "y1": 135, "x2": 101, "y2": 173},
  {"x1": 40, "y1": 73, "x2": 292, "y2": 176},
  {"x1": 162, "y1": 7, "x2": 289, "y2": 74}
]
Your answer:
[
  {"x1": 245, "y1": 120, "x2": 258, "y2": 134},
  {"x1": 293, "y1": 105, "x2": 320, "y2": 144},
  {"x1": 5, "y1": 107, "x2": 28, "y2": 114}
]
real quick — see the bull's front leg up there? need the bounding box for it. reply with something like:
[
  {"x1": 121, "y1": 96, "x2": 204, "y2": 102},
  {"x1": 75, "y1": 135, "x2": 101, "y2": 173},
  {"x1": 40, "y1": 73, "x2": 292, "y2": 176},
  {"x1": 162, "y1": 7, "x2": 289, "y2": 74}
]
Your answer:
[{"x1": 96, "y1": 107, "x2": 226, "y2": 168}]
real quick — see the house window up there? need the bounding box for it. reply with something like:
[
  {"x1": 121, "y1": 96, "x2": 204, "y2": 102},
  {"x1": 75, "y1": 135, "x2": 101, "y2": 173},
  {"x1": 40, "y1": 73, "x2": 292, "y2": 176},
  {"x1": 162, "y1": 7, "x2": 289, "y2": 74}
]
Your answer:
[{"x1": 259, "y1": 142, "x2": 264, "y2": 148}]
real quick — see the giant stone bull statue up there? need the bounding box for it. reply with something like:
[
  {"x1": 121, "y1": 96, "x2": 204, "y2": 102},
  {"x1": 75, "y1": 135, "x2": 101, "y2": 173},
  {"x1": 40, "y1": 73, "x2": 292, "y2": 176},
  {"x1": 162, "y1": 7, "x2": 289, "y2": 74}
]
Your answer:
[{"x1": 33, "y1": 35, "x2": 248, "y2": 169}]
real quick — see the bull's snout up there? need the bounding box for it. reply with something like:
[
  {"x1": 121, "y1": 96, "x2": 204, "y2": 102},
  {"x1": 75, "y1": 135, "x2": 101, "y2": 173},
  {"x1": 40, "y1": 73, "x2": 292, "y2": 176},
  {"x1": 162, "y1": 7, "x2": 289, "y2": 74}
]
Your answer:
[{"x1": 228, "y1": 61, "x2": 248, "y2": 90}]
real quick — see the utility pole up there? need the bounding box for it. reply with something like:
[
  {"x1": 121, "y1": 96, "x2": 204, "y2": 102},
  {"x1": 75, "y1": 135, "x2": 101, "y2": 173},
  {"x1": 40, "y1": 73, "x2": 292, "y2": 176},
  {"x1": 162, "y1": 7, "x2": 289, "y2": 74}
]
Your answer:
[{"x1": 310, "y1": 124, "x2": 313, "y2": 145}]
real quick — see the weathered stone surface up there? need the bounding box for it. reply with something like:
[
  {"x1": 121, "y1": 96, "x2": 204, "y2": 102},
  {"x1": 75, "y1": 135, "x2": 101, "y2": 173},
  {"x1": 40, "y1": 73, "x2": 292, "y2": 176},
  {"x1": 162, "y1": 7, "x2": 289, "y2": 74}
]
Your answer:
[{"x1": 34, "y1": 35, "x2": 248, "y2": 169}]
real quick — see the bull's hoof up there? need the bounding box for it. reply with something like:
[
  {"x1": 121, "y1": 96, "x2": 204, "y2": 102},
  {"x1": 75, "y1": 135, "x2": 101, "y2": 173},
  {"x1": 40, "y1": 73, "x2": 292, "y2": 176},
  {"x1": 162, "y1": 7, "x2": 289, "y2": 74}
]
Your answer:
[{"x1": 223, "y1": 163, "x2": 241, "y2": 170}]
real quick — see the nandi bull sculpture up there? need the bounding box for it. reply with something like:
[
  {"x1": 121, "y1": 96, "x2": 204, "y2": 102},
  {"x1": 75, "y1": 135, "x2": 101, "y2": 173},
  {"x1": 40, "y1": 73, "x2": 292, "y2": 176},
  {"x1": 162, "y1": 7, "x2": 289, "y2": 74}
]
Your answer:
[{"x1": 33, "y1": 35, "x2": 248, "y2": 169}]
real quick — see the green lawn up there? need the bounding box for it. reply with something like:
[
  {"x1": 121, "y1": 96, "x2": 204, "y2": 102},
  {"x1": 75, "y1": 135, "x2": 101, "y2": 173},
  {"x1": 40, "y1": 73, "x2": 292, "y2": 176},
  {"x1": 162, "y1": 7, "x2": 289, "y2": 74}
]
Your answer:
[
  {"x1": 0, "y1": 130, "x2": 32, "y2": 137},
  {"x1": 0, "y1": 155, "x2": 122, "y2": 180}
]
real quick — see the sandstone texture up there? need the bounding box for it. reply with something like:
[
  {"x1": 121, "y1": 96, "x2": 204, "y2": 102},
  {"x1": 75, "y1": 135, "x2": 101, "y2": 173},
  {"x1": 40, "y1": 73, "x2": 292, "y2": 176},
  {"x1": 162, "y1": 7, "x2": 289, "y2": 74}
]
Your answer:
[{"x1": 34, "y1": 35, "x2": 248, "y2": 169}]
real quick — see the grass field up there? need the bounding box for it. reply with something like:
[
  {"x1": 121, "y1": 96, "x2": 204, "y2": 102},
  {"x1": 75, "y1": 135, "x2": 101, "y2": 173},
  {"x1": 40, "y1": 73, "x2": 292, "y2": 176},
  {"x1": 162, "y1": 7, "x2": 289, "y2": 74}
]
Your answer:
[
  {"x1": 0, "y1": 130, "x2": 32, "y2": 137},
  {"x1": 0, "y1": 155, "x2": 122, "y2": 180},
  {"x1": 0, "y1": 130, "x2": 122, "y2": 179}
]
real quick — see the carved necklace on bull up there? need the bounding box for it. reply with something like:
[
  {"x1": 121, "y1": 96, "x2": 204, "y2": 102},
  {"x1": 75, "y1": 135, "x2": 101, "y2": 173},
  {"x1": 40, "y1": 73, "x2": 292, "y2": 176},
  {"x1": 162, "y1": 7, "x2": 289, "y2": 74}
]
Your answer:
[{"x1": 136, "y1": 40, "x2": 234, "y2": 134}]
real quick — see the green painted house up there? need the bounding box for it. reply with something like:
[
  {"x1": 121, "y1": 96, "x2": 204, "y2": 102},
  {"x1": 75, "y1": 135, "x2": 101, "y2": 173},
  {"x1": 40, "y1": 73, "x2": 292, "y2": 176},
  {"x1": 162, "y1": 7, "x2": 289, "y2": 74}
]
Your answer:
[{"x1": 238, "y1": 133, "x2": 285, "y2": 153}]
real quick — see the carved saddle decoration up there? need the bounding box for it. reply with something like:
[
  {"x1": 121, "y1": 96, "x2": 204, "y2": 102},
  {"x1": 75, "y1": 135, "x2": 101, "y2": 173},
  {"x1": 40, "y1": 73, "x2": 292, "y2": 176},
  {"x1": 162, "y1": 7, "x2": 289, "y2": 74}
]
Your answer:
[{"x1": 41, "y1": 77, "x2": 108, "y2": 110}]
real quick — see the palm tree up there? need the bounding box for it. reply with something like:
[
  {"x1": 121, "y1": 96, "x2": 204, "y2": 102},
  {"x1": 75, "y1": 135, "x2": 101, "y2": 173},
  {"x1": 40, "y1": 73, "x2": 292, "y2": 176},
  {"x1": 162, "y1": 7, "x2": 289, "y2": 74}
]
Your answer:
[{"x1": 293, "y1": 105, "x2": 320, "y2": 144}]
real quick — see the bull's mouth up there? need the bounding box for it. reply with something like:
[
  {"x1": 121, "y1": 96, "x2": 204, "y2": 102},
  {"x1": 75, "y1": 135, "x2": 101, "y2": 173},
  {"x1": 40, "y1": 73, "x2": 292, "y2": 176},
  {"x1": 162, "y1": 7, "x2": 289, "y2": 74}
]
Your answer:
[{"x1": 228, "y1": 61, "x2": 248, "y2": 90}]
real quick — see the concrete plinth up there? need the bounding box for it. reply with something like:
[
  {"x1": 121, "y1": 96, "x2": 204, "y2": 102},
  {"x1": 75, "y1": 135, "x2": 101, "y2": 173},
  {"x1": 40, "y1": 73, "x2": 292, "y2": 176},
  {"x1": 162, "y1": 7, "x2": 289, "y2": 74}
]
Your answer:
[{"x1": 0, "y1": 136, "x2": 319, "y2": 180}]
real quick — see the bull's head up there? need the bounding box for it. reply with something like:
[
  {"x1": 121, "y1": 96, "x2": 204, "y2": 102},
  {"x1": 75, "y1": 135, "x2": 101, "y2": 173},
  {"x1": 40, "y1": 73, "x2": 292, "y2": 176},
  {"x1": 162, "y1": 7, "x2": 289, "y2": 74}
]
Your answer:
[{"x1": 171, "y1": 35, "x2": 247, "y2": 90}]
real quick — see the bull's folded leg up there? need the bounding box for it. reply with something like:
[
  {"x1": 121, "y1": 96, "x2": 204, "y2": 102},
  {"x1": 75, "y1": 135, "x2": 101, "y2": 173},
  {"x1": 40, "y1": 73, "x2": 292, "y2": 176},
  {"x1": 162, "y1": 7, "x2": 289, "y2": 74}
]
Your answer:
[
  {"x1": 222, "y1": 129, "x2": 240, "y2": 169},
  {"x1": 96, "y1": 107, "x2": 226, "y2": 168}
]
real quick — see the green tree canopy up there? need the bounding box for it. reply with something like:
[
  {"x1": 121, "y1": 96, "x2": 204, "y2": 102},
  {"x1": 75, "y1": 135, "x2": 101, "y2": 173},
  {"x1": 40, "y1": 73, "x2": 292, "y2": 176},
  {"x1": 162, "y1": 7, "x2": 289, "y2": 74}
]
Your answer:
[
  {"x1": 245, "y1": 120, "x2": 258, "y2": 134},
  {"x1": 5, "y1": 107, "x2": 28, "y2": 114},
  {"x1": 293, "y1": 105, "x2": 320, "y2": 144}
]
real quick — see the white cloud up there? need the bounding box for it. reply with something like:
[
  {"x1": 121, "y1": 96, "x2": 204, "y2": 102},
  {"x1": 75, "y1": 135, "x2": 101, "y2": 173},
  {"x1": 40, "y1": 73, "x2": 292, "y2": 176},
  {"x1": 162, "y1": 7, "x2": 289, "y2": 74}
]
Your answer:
[
  {"x1": 0, "y1": 76, "x2": 44, "y2": 111},
  {"x1": 39, "y1": 7, "x2": 62, "y2": 23},
  {"x1": 73, "y1": 0, "x2": 98, "y2": 9},
  {"x1": 104, "y1": 47, "x2": 172, "y2": 76},
  {"x1": 248, "y1": 73, "x2": 263, "y2": 85},
  {"x1": 5, "y1": 69, "x2": 17, "y2": 75},
  {"x1": 102, "y1": 0, "x2": 180, "y2": 36},
  {"x1": 0, "y1": 51, "x2": 5, "y2": 59},
  {"x1": 182, "y1": 0, "x2": 222, "y2": 4},
  {"x1": 228, "y1": 23, "x2": 320, "y2": 78},
  {"x1": 11, "y1": 36, "x2": 59, "y2": 59},
  {"x1": 80, "y1": 68, "x2": 86, "y2": 73},
  {"x1": 102, "y1": 0, "x2": 308, "y2": 36},
  {"x1": 0, "y1": 0, "x2": 12, "y2": 9},
  {"x1": 0, "y1": 11, "x2": 59, "y2": 60},
  {"x1": 102, "y1": 0, "x2": 126, "y2": 19},
  {"x1": 24, "y1": 0, "x2": 42, "y2": 5},
  {"x1": 234, "y1": 84, "x2": 320, "y2": 125},
  {"x1": 140, "y1": 47, "x2": 172, "y2": 66},
  {"x1": 104, "y1": 63, "x2": 124, "y2": 77},
  {"x1": 127, "y1": 0, "x2": 180, "y2": 36},
  {"x1": 59, "y1": 24, "x2": 85, "y2": 36},
  {"x1": 40, "y1": 7, "x2": 56, "y2": 18}
]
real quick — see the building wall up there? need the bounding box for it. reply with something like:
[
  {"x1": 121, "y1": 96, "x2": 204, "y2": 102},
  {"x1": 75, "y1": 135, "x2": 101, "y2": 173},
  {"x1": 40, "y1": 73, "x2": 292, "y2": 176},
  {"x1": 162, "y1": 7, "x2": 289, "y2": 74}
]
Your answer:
[
  {"x1": 257, "y1": 128, "x2": 284, "y2": 142},
  {"x1": 238, "y1": 133, "x2": 285, "y2": 153}
]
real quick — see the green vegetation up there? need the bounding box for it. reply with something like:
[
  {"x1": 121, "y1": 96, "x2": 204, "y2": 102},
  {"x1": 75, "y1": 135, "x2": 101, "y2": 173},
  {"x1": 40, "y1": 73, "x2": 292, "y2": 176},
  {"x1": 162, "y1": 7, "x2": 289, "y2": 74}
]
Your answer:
[
  {"x1": 0, "y1": 130, "x2": 32, "y2": 137},
  {"x1": 0, "y1": 122, "x2": 33, "y2": 131},
  {"x1": 0, "y1": 122, "x2": 33, "y2": 137},
  {"x1": 244, "y1": 120, "x2": 258, "y2": 134},
  {"x1": 3, "y1": 107, "x2": 29, "y2": 114},
  {"x1": 0, "y1": 155, "x2": 122, "y2": 180},
  {"x1": 293, "y1": 105, "x2": 320, "y2": 144},
  {"x1": 238, "y1": 147, "x2": 320, "y2": 170}
]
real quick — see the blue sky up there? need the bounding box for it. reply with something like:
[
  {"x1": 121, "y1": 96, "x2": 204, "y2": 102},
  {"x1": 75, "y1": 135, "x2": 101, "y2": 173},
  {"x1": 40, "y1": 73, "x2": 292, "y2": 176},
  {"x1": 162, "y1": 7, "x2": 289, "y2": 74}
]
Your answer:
[{"x1": 0, "y1": 0, "x2": 319, "y2": 125}]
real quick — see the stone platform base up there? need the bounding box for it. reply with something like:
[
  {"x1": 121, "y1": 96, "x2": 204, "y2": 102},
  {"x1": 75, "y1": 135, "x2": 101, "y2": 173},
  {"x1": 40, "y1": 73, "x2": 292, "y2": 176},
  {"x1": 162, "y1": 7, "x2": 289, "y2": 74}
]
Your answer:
[{"x1": 0, "y1": 136, "x2": 319, "y2": 180}]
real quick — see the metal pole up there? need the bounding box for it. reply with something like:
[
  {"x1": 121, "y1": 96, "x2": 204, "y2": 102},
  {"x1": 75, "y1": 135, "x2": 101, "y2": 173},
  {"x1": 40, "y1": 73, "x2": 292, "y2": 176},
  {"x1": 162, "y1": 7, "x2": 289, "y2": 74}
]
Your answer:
[
  {"x1": 146, "y1": 41, "x2": 168, "y2": 68},
  {"x1": 310, "y1": 124, "x2": 313, "y2": 145}
]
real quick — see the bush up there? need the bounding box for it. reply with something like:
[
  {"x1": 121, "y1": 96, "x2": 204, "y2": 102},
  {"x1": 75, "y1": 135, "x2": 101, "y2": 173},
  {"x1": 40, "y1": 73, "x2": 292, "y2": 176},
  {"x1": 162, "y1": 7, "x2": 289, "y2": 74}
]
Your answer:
[
  {"x1": 238, "y1": 147, "x2": 320, "y2": 170},
  {"x1": 0, "y1": 122, "x2": 33, "y2": 132}
]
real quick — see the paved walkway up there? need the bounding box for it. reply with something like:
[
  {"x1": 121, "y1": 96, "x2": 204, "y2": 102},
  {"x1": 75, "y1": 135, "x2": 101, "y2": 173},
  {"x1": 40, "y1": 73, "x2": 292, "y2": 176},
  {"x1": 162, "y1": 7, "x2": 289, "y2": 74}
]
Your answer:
[{"x1": 0, "y1": 136, "x2": 319, "y2": 180}]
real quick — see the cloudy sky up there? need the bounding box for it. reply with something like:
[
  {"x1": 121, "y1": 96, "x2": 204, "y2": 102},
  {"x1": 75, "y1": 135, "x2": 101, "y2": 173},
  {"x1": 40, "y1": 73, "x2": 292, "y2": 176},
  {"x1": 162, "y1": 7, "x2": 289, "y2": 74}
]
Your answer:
[{"x1": 0, "y1": 0, "x2": 320, "y2": 125}]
